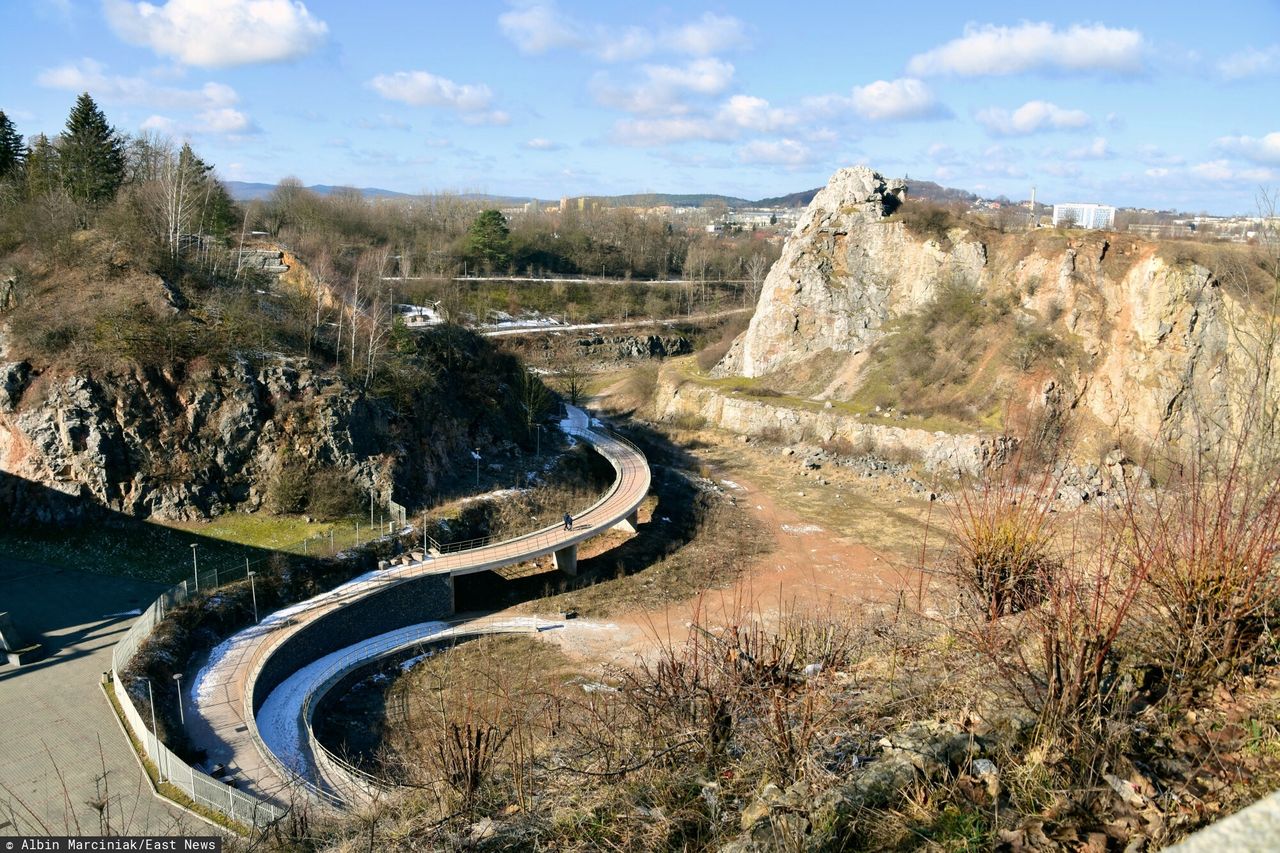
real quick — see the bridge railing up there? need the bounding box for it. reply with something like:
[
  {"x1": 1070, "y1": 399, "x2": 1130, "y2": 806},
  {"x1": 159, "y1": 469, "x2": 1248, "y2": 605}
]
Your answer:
[
  {"x1": 299, "y1": 623, "x2": 546, "y2": 807},
  {"x1": 424, "y1": 422, "x2": 647, "y2": 556},
  {"x1": 108, "y1": 576, "x2": 288, "y2": 829}
]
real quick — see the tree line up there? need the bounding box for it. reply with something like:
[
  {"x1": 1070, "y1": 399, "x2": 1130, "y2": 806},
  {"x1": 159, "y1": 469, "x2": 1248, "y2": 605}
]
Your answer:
[
  {"x1": 254, "y1": 179, "x2": 779, "y2": 286},
  {"x1": 0, "y1": 94, "x2": 236, "y2": 262}
]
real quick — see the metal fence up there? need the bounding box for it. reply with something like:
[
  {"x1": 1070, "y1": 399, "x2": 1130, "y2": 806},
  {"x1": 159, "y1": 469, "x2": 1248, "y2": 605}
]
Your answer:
[
  {"x1": 108, "y1": 576, "x2": 288, "y2": 829},
  {"x1": 105, "y1": 417, "x2": 648, "y2": 824},
  {"x1": 107, "y1": 525, "x2": 412, "y2": 829},
  {"x1": 300, "y1": 623, "x2": 543, "y2": 806}
]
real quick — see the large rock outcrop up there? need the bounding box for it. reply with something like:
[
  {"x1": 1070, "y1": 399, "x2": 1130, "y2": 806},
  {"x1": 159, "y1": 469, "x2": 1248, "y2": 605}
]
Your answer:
[
  {"x1": 719, "y1": 166, "x2": 988, "y2": 379},
  {"x1": 0, "y1": 358, "x2": 485, "y2": 523},
  {"x1": 714, "y1": 164, "x2": 1242, "y2": 447}
]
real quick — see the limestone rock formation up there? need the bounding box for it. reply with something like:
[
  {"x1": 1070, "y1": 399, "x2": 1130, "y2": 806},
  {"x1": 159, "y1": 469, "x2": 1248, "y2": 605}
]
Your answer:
[
  {"x1": 0, "y1": 358, "x2": 478, "y2": 523},
  {"x1": 718, "y1": 165, "x2": 987, "y2": 379},
  {"x1": 713, "y1": 163, "x2": 1242, "y2": 447}
]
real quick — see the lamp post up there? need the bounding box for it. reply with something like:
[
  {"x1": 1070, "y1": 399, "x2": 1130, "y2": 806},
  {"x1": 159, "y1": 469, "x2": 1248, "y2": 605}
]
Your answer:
[
  {"x1": 248, "y1": 569, "x2": 258, "y2": 623},
  {"x1": 144, "y1": 678, "x2": 163, "y2": 783},
  {"x1": 190, "y1": 544, "x2": 198, "y2": 593},
  {"x1": 172, "y1": 673, "x2": 185, "y2": 726},
  {"x1": 472, "y1": 449, "x2": 482, "y2": 488}
]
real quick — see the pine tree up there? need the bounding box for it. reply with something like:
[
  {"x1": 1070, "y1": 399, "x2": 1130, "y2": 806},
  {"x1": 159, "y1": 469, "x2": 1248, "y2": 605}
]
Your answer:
[
  {"x1": 24, "y1": 134, "x2": 59, "y2": 199},
  {"x1": 465, "y1": 209, "x2": 511, "y2": 272},
  {"x1": 0, "y1": 110, "x2": 24, "y2": 181},
  {"x1": 59, "y1": 93, "x2": 125, "y2": 207}
]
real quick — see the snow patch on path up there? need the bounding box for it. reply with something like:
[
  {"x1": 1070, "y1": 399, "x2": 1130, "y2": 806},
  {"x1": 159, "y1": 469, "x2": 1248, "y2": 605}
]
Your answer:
[{"x1": 255, "y1": 616, "x2": 570, "y2": 780}]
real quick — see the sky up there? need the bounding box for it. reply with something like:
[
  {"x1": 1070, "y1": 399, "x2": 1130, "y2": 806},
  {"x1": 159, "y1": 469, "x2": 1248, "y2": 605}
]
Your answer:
[{"x1": 2, "y1": 0, "x2": 1279, "y2": 214}]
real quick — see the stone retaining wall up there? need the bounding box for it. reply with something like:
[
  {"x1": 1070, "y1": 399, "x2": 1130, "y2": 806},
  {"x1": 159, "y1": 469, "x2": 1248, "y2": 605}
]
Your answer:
[{"x1": 656, "y1": 370, "x2": 1012, "y2": 478}]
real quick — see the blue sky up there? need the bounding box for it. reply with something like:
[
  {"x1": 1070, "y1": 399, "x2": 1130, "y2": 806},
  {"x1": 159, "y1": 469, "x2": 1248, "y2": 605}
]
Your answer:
[{"x1": 2, "y1": 0, "x2": 1279, "y2": 213}]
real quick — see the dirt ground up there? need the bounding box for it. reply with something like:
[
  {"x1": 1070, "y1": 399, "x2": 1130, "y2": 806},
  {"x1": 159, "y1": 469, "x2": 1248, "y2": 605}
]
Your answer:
[{"x1": 491, "y1": 402, "x2": 944, "y2": 672}]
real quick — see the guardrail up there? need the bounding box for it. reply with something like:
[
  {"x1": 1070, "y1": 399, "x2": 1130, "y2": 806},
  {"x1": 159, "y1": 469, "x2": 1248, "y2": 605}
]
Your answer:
[
  {"x1": 206, "y1": 412, "x2": 649, "y2": 809},
  {"x1": 300, "y1": 623, "x2": 545, "y2": 806},
  {"x1": 106, "y1": 524, "x2": 418, "y2": 827},
  {"x1": 108, "y1": 576, "x2": 288, "y2": 829},
  {"x1": 425, "y1": 423, "x2": 646, "y2": 557}
]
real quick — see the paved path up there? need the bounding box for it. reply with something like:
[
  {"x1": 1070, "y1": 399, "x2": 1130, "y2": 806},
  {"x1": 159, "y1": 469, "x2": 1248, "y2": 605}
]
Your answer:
[
  {"x1": 0, "y1": 559, "x2": 193, "y2": 836},
  {"x1": 186, "y1": 409, "x2": 650, "y2": 805}
]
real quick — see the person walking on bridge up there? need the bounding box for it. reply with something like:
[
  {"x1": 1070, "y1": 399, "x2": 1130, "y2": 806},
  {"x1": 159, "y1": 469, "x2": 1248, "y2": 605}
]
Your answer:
[{"x1": 563, "y1": 512, "x2": 574, "y2": 531}]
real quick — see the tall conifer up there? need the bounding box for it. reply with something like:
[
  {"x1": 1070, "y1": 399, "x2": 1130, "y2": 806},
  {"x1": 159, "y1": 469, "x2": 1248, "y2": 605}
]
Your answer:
[{"x1": 59, "y1": 92, "x2": 125, "y2": 206}]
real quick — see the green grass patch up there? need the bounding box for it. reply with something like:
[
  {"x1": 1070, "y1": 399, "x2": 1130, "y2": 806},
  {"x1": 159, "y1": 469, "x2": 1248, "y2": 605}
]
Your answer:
[
  {"x1": 0, "y1": 511, "x2": 378, "y2": 584},
  {"x1": 163, "y1": 512, "x2": 369, "y2": 553},
  {"x1": 675, "y1": 358, "x2": 976, "y2": 435}
]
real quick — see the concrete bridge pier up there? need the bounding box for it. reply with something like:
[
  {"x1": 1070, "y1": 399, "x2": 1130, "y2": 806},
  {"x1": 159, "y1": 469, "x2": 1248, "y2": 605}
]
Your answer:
[
  {"x1": 612, "y1": 509, "x2": 639, "y2": 534},
  {"x1": 554, "y1": 544, "x2": 578, "y2": 576}
]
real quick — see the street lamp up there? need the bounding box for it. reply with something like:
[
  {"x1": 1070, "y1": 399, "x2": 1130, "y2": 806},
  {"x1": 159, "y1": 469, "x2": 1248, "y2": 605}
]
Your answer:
[
  {"x1": 190, "y1": 544, "x2": 199, "y2": 593},
  {"x1": 248, "y1": 568, "x2": 259, "y2": 623},
  {"x1": 144, "y1": 678, "x2": 163, "y2": 783},
  {"x1": 471, "y1": 449, "x2": 482, "y2": 488},
  {"x1": 172, "y1": 673, "x2": 185, "y2": 726}
]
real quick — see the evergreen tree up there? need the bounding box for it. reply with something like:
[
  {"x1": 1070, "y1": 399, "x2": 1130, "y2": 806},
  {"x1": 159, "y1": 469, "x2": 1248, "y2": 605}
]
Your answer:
[
  {"x1": 0, "y1": 111, "x2": 24, "y2": 182},
  {"x1": 58, "y1": 93, "x2": 125, "y2": 207},
  {"x1": 23, "y1": 134, "x2": 59, "y2": 199},
  {"x1": 465, "y1": 209, "x2": 511, "y2": 271}
]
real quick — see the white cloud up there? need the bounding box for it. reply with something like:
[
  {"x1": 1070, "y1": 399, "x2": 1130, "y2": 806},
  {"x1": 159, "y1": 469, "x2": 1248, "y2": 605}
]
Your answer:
[
  {"x1": 37, "y1": 59, "x2": 239, "y2": 109},
  {"x1": 849, "y1": 78, "x2": 946, "y2": 121},
  {"x1": 976, "y1": 100, "x2": 1092, "y2": 135},
  {"x1": 1217, "y1": 45, "x2": 1280, "y2": 79},
  {"x1": 140, "y1": 114, "x2": 177, "y2": 133},
  {"x1": 737, "y1": 138, "x2": 812, "y2": 166},
  {"x1": 1136, "y1": 143, "x2": 1185, "y2": 166},
  {"x1": 197, "y1": 107, "x2": 255, "y2": 134},
  {"x1": 462, "y1": 110, "x2": 511, "y2": 126},
  {"x1": 716, "y1": 95, "x2": 796, "y2": 132},
  {"x1": 498, "y1": 2, "x2": 585, "y2": 54},
  {"x1": 523, "y1": 138, "x2": 563, "y2": 150},
  {"x1": 136, "y1": 107, "x2": 258, "y2": 137},
  {"x1": 104, "y1": 0, "x2": 328, "y2": 68},
  {"x1": 1145, "y1": 167, "x2": 1170, "y2": 178},
  {"x1": 1065, "y1": 137, "x2": 1112, "y2": 160},
  {"x1": 644, "y1": 58, "x2": 735, "y2": 95},
  {"x1": 907, "y1": 22, "x2": 1145, "y2": 77},
  {"x1": 592, "y1": 59, "x2": 734, "y2": 115},
  {"x1": 593, "y1": 27, "x2": 654, "y2": 63},
  {"x1": 1190, "y1": 160, "x2": 1276, "y2": 182},
  {"x1": 498, "y1": 2, "x2": 745, "y2": 62},
  {"x1": 1215, "y1": 132, "x2": 1280, "y2": 165},
  {"x1": 370, "y1": 71, "x2": 495, "y2": 113},
  {"x1": 666, "y1": 13, "x2": 747, "y2": 56},
  {"x1": 610, "y1": 116, "x2": 728, "y2": 147}
]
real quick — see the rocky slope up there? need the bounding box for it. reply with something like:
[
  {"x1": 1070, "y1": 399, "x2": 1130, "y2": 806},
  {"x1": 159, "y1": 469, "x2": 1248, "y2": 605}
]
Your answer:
[
  {"x1": 712, "y1": 165, "x2": 1249, "y2": 448},
  {"x1": 0, "y1": 344, "x2": 525, "y2": 524}
]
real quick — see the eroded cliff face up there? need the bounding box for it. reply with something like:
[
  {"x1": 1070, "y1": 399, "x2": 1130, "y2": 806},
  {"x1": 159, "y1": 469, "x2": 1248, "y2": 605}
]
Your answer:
[
  {"x1": 0, "y1": 358, "x2": 471, "y2": 523},
  {"x1": 717, "y1": 165, "x2": 1239, "y2": 446}
]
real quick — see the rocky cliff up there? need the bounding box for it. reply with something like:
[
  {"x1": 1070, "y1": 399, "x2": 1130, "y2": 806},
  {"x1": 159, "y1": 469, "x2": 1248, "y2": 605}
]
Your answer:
[
  {"x1": 714, "y1": 165, "x2": 1250, "y2": 448},
  {"x1": 0, "y1": 343, "x2": 522, "y2": 524}
]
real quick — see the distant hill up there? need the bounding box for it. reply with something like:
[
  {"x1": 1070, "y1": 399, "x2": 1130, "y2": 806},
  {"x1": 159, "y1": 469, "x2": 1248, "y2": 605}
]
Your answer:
[
  {"x1": 754, "y1": 180, "x2": 979, "y2": 209},
  {"x1": 224, "y1": 181, "x2": 542, "y2": 206},
  {"x1": 226, "y1": 180, "x2": 981, "y2": 208}
]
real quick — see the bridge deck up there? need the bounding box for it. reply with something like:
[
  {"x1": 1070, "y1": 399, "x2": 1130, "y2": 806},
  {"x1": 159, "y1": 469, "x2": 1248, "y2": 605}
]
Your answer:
[{"x1": 186, "y1": 407, "x2": 650, "y2": 805}]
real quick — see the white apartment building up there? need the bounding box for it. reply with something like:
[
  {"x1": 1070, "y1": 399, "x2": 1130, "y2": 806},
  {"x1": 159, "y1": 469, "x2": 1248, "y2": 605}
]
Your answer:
[{"x1": 1052, "y1": 202, "x2": 1116, "y2": 229}]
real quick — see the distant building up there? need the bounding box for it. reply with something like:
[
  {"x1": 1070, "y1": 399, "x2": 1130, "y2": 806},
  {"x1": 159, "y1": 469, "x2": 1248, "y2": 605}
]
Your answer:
[{"x1": 1053, "y1": 203, "x2": 1116, "y2": 230}]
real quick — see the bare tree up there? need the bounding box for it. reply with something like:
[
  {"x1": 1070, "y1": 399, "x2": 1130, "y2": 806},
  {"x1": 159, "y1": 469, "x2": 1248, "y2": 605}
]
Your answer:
[{"x1": 745, "y1": 253, "x2": 769, "y2": 305}]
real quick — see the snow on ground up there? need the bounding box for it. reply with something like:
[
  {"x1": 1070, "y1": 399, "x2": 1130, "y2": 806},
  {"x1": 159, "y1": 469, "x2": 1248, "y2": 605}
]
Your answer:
[
  {"x1": 255, "y1": 617, "x2": 569, "y2": 780},
  {"x1": 781, "y1": 523, "x2": 825, "y2": 535},
  {"x1": 193, "y1": 565, "x2": 392, "y2": 705}
]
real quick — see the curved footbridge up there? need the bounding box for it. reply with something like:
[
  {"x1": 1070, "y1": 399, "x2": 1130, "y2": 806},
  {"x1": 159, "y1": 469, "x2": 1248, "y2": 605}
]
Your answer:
[{"x1": 187, "y1": 406, "x2": 649, "y2": 809}]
